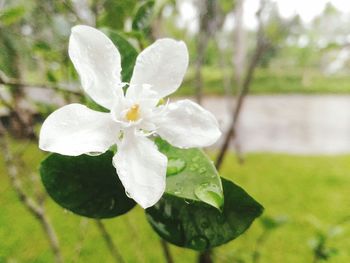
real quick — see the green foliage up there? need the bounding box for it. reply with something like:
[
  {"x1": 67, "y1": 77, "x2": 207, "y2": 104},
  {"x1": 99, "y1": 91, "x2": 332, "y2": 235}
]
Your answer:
[
  {"x1": 178, "y1": 67, "x2": 350, "y2": 96},
  {"x1": 98, "y1": 0, "x2": 137, "y2": 30},
  {"x1": 40, "y1": 152, "x2": 136, "y2": 219},
  {"x1": 219, "y1": 0, "x2": 236, "y2": 14},
  {"x1": 146, "y1": 178, "x2": 263, "y2": 251},
  {"x1": 155, "y1": 138, "x2": 224, "y2": 210},
  {"x1": 132, "y1": 0, "x2": 155, "y2": 33}
]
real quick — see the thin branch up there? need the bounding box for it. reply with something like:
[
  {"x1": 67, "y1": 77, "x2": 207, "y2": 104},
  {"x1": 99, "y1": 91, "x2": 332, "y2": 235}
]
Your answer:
[
  {"x1": 0, "y1": 126, "x2": 62, "y2": 263},
  {"x1": 215, "y1": 0, "x2": 269, "y2": 169},
  {"x1": 198, "y1": 250, "x2": 213, "y2": 263},
  {"x1": 0, "y1": 71, "x2": 81, "y2": 96},
  {"x1": 95, "y1": 220, "x2": 125, "y2": 263},
  {"x1": 72, "y1": 219, "x2": 89, "y2": 263},
  {"x1": 252, "y1": 230, "x2": 269, "y2": 263},
  {"x1": 160, "y1": 239, "x2": 174, "y2": 263}
]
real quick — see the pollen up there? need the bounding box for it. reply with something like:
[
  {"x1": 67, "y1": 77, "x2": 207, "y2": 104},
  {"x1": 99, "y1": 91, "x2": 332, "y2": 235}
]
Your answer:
[{"x1": 125, "y1": 104, "x2": 140, "y2": 121}]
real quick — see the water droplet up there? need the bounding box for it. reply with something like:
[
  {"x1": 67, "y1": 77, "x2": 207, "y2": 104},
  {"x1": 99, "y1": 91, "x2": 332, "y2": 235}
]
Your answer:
[
  {"x1": 199, "y1": 167, "x2": 207, "y2": 174},
  {"x1": 189, "y1": 163, "x2": 199, "y2": 171},
  {"x1": 86, "y1": 152, "x2": 102, "y2": 156},
  {"x1": 109, "y1": 198, "x2": 116, "y2": 210},
  {"x1": 192, "y1": 156, "x2": 200, "y2": 162},
  {"x1": 189, "y1": 235, "x2": 209, "y2": 250},
  {"x1": 125, "y1": 190, "x2": 132, "y2": 198},
  {"x1": 194, "y1": 183, "x2": 224, "y2": 209},
  {"x1": 166, "y1": 158, "x2": 186, "y2": 176}
]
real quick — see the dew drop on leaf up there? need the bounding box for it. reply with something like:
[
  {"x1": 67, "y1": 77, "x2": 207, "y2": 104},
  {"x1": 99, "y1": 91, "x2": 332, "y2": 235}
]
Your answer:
[
  {"x1": 194, "y1": 183, "x2": 224, "y2": 210},
  {"x1": 199, "y1": 167, "x2": 207, "y2": 174},
  {"x1": 189, "y1": 235, "x2": 209, "y2": 250},
  {"x1": 166, "y1": 158, "x2": 186, "y2": 176}
]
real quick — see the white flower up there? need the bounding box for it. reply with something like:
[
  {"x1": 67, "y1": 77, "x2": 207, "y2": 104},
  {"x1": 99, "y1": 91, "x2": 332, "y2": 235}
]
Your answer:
[{"x1": 39, "y1": 25, "x2": 221, "y2": 208}]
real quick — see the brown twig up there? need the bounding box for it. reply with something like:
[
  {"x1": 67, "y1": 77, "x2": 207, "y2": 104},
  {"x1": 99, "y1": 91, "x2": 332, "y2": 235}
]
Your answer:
[
  {"x1": 160, "y1": 239, "x2": 174, "y2": 263},
  {"x1": 0, "y1": 126, "x2": 62, "y2": 263},
  {"x1": 0, "y1": 71, "x2": 81, "y2": 96},
  {"x1": 72, "y1": 219, "x2": 89, "y2": 263},
  {"x1": 95, "y1": 220, "x2": 125, "y2": 263},
  {"x1": 215, "y1": 0, "x2": 269, "y2": 169}
]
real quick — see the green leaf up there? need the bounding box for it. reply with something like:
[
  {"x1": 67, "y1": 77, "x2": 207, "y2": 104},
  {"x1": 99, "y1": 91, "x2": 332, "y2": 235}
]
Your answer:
[
  {"x1": 101, "y1": 28, "x2": 138, "y2": 83},
  {"x1": 0, "y1": 6, "x2": 26, "y2": 26},
  {"x1": 146, "y1": 178, "x2": 263, "y2": 251},
  {"x1": 132, "y1": 0, "x2": 155, "y2": 32},
  {"x1": 98, "y1": 0, "x2": 137, "y2": 30},
  {"x1": 40, "y1": 151, "x2": 136, "y2": 219},
  {"x1": 155, "y1": 138, "x2": 224, "y2": 210}
]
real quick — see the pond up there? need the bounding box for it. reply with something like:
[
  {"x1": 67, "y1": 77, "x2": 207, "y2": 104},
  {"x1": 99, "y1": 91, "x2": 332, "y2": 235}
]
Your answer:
[{"x1": 202, "y1": 95, "x2": 350, "y2": 154}]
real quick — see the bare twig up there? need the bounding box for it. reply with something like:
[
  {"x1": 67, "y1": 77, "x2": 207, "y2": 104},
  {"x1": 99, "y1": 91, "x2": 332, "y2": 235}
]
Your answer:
[
  {"x1": 72, "y1": 219, "x2": 89, "y2": 263},
  {"x1": 160, "y1": 239, "x2": 174, "y2": 263},
  {"x1": 252, "y1": 230, "x2": 269, "y2": 263},
  {"x1": 95, "y1": 220, "x2": 125, "y2": 263},
  {"x1": 198, "y1": 250, "x2": 214, "y2": 263},
  {"x1": 215, "y1": 0, "x2": 270, "y2": 169},
  {"x1": 0, "y1": 71, "x2": 81, "y2": 96},
  {"x1": 0, "y1": 126, "x2": 62, "y2": 263}
]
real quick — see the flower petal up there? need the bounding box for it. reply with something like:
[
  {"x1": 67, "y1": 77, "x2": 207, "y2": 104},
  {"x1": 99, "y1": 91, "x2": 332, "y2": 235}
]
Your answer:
[
  {"x1": 113, "y1": 131, "x2": 167, "y2": 209},
  {"x1": 129, "y1": 38, "x2": 189, "y2": 99},
  {"x1": 69, "y1": 25, "x2": 122, "y2": 109},
  {"x1": 39, "y1": 104, "x2": 120, "y2": 156},
  {"x1": 154, "y1": 100, "x2": 222, "y2": 148}
]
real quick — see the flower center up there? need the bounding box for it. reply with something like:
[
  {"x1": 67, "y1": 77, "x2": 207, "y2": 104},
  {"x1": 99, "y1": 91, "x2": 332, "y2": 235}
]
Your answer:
[{"x1": 125, "y1": 104, "x2": 140, "y2": 122}]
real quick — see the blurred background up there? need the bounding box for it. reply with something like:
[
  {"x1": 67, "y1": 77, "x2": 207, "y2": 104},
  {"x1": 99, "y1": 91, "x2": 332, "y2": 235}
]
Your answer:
[{"x1": 0, "y1": 0, "x2": 350, "y2": 262}]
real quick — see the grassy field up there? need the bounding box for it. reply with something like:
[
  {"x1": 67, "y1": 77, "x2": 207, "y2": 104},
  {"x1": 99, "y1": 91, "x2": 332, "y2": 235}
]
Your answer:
[
  {"x1": 177, "y1": 67, "x2": 350, "y2": 96},
  {"x1": 1, "y1": 142, "x2": 350, "y2": 263}
]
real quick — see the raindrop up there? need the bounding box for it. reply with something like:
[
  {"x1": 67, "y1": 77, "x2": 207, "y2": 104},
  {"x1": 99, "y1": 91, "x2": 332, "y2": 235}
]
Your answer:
[
  {"x1": 194, "y1": 183, "x2": 224, "y2": 209},
  {"x1": 109, "y1": 198, "x2": 116, "y2": 210},
  {"x1": 125, "y1": 190, "x2": 132, "y2": 198},
  {"x1": 86, "y1": 152, "x2": 102, "y2": 156},
  {"x1": 189, "y1": 163, "x2": 199, "y2": 171},
  {"x1": 192, "y1": 156, "x2": 200, "y2": 162},
  {"x1": 166, "y1": 158, "x2": 186, "y2": 176},
  {"x1": 189, "y1": 235, "x2": 209, "y2": 250},
  {"x1": 199, "y1": 167, "x2": 207, "y2": 174}
]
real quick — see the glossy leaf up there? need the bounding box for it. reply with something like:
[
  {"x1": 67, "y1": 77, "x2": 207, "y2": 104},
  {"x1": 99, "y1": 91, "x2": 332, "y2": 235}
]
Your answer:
[
  {"x1": 132, "y1": 0, "x2": 155, "y2": 32},
  {"x1": 101, "y1": 28, "x2": 138, "y2": 82},
  {"x1": 146, "y1": 178, "x2": 263, "y2": 251},
  {"x1": 40, "y1": 151, "x2": 136, "y2": 218},
  {"x1": 155, "y1": 138, "x2": 224, "y2": 210}
]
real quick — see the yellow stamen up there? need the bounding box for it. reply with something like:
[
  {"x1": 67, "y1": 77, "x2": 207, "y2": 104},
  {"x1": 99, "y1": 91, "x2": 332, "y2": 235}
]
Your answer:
[{"x1": 126, "y1": 104, "x2": 140, "y2": 121}]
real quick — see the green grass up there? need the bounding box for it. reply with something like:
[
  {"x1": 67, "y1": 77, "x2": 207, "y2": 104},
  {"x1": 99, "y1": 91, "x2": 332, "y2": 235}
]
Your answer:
[
  {"x1": 176, "y1": 66, "x2": 350, "y2": 96},
  {"x1": 1, "y1": 142, "x2": 350, "y2": 262}
]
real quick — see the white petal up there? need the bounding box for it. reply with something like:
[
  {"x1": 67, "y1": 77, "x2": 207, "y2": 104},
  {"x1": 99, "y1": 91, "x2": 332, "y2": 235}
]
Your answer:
[
  {"x1": 113, "y1": 131, "x2": 167, "y2": 208},
  {"x1": 39, "y1": 104, "x2": 120, "y2": 156},
  {"x1": 129, "y1": 38, "x2": 189, "y2": 99},
  {"x1": 69, "y1": 25, "x2": 122, "y2": 109},
  {"x1": 154, "y1": 100, "x2": 222, "y2": 148}
]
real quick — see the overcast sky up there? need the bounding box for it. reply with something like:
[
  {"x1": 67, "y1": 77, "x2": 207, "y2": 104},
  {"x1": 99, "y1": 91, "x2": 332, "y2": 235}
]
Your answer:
[
  {"x1": 178, "y1": 0, "x2": 350, "y2": 32},
  {"x1": 245, "y1": 0, "x2": 350, "y2": 28}
]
